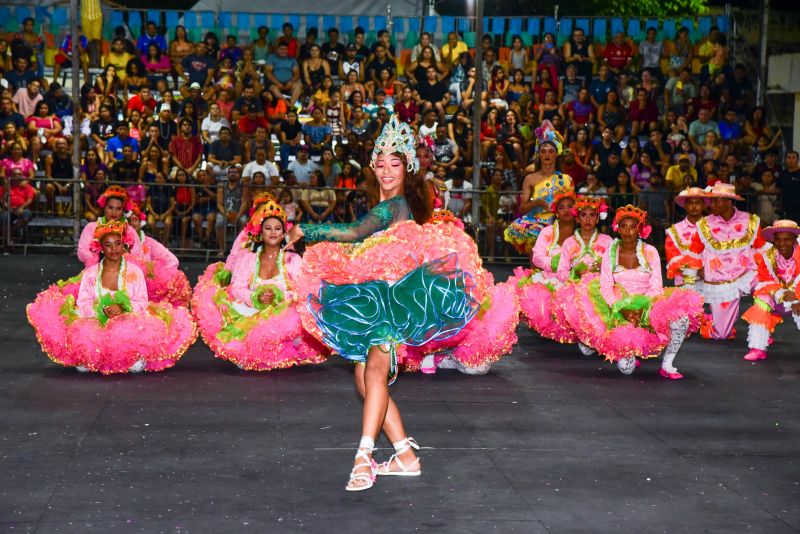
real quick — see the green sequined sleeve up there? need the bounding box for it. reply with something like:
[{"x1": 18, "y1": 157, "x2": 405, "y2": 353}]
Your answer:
[{"x1": 300, "y1": 196, "x2": 411, "y2": 243}]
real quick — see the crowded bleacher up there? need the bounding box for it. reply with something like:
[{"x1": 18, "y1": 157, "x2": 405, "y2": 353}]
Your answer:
[{"x1": 1, "y1": 8, "x2": 797, "y2": 258}]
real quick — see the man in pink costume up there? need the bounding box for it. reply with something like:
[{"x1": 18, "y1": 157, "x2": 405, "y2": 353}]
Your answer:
[
  {"x1": 741, "y1": 220, "x2": 800, "y2": 361},
  {"x1": 664, "y1": 187, "x2": 710, "y2": 289},
  {"x1": 685, "y1": 183, "x2": 768, "y2": 340}
]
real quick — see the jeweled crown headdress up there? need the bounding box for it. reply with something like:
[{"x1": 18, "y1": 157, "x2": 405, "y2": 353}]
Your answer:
[
  {"x1": 372, "y1": 115, "x2": 420, "y2": 174},
  {"x1": 535, "y1": 120, "x2": 564, "y2": 155},
  {"x1": 573, "y1": 195, "x2": 609, "y2": 220}
]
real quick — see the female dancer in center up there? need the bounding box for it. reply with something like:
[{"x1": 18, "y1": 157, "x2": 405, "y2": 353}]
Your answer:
[
  {"x1": 191, "y1": 199, "x2": 328, "y2": 370},
  {"x1": 568, "y1": 205, "x2": 704, "y2": 378},
  {"x1": 76, "y1": 186, "x2": 143, "y2": 267},
  {"x1": 286, "y1": 116, "x2": 485, "y2": 491}
]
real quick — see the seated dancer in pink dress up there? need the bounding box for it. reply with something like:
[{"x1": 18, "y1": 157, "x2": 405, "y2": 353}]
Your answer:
[
  {"x1": 507, "y1": 188, "x2": 576, "y2": 342},
  {"x1": 567, "y1": 205, "x2": 704, "y2": 379},
  {"x1": 77, "y1": 186, "x2": 143, "y2": 267},
  {"x1": 224, "y1": 192, "x2": 277, "y2": 271},
  {"x1": 191, "y1": 199, "x2": 329, "y2": 370},
  {"x1": 27, "y1": 220, "x2": 197, "y2": 374},
  {"x1": 553, "y1": 195, "x2": 613, "y2": 353},
  {"x1": 741, "y1": 220, "x2": 800, "y2": 361},
  {"x1": 126, "y1": 204, "x2": 192, "y2": 307}
]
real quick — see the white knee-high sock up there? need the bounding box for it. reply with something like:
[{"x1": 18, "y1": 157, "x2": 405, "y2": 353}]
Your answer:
[{"x1": 662, "y1": 317, "x2": 689, "y2": 372}]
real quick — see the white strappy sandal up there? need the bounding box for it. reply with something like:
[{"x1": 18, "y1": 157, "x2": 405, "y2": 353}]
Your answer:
[
  {"x1": 345, "y1": 447, "x2": 378, "y2": 492},
  {"x1": 377, "y1": 437, "x2": 421, "y2": 477}
]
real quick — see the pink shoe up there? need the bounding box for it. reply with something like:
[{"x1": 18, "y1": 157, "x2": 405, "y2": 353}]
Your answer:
[
  {"x1": 768, "y1": 337, "x2": 774, "y2": 346},
  {"x1": 659, "y1": 368, "x2": 684, "y2": 380},
  {"x1": 635, "y1": 359, "x2": 642, "y2": 368},
  {"x1": 743, "y1": 349, "x2": 768, "y2": 361}
]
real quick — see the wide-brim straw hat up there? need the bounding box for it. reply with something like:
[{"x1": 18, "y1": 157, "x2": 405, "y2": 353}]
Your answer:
[
  {"x1": 675, "y1": 186, "x2": 711, "y2": 208},
  {"x1": 762, "y1": 219, "x2": 800, "y2": 241},
  {"x1": 705, "y1": 182, "x2": 744, "y2": 201}
]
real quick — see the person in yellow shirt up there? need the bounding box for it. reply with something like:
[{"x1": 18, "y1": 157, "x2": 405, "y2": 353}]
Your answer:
[
  {"x1": 664, "y1": 154, "x2": 699, "y2": 192},
  {"x1": 102, "y1": 37, "x2": 134, "y2": 81},
  {"x1": 441, "y1": 32, "x2": 469, "y2": 67}
]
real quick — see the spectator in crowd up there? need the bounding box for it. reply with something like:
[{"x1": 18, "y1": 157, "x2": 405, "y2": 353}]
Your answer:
[
  {"x1": 688, "y1": 108, "x2": 721, "y2": 146},
  {"x1": 441, "y1": 32, "x2": 468, "y2": 67},
  {"x1": 444, "y1": 168, "x2": 473, "y2": 222},
  {"x1": 628, "y1": 88, "x2": 659, "y2": 138},
  {"x1": 638, "y1": 27, "x2": 663, "y2": 81},
  {"x1": 180, "y1": 41, "x2": 215, "y2": 95},
  {"x1": 52, "y1": 29, "x2": 89, "y2": 84},
  {"x1": 5, "y1": 57, "x2": 38, "y2": 92},
  {"x1": 105, "y1": 123, "x2": 139, "y2": 163},
  {"x1": 563, "y1": 27, "x2": 594, "y2": 83},
  {"x1": 638, "y1": 172, "x2": 671, "y2": 236},
  {"x1": 288, "y1": 145, "x2": 318, "y2": 185},
  {"x1": 596, "y1": 152, "x2": 627, "y2": 189},
  {"x1": 43, "y1": 137, "x2": 73, "y2": 214},
  {"x1": 300, "y1": 170, "x2": 336, "y2": 222},
  {"x1": 665, "y1": 154, "x2": 699, "y2": 192},
  {"x1": 320, "y1": 28, "x2": 346, "y2": 75},
  {"x1": 566, "y1": 87, "x2": 596, "y2": 138},
  {"x1": 12, "y1": 78, "x2": 42, "y2": 119},
  {"x1": 265, "y1": 41, "x2": 303, "y2": 107},
  {"x1": 89, "y1": 106, "x2": 118, "y2": 163},
  {"x1": 206, "y1": 126, "x2": 241, "y2": 179},
  {"x1": 302, "y1": 107, "x2": 332, "y2": 156},
  {"x1": 215, "y1": 165, "x2": 247, "y2": 256},
  {"x1": 416, "y1": 65, "x2": 450, "y2": 122},
  {"x1": 191, "y1": 168, "x2": 218, "y2": 245},
  {"x1": 1, "y1": 167, "x2": 35, "y2": 237},
  {"x1": 603, "y1": 32, "x2": 633, "y2": 76},
  {"x1": 243, "y1": 146, "x2": 280, "y2": 184},
  {"x1": 138, "y1": 21, "x2": 167, "y2": 56},
  {"x1": 169, "y1": 118, "x2": 203, "y2": 177},
  {"x1": 127, "y1": 85, "x2": 157, "y2": 116},
  {"x1": 664, "y1": 68, "x2": 697, "y2": 114},
  {"x1": 589, "y1": 65, "x2": 615, "y2": 109},
  {"x1": 779, "y1": 151, "x2": 800, "y2": 220}
]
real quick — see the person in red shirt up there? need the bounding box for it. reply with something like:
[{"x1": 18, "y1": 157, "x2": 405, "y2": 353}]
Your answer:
[
  {"x1": 168, "y1": 118, "x2": 204, "y2": 176},
  {"x1": 603, "y1": 32, "x2": 633, "y2": 75},
  {"x1": 126, "y1": 86, "x2": 157, "y2": 116},
  {"x1": 628, "y1": 87, "x2": 659, "y2": 138},
  {"x1": 237, "y1": 104, "x2": 271, "y2": 140},
  {"x1": 1, "y1": 168, "x2": 36, "y2": 235}
]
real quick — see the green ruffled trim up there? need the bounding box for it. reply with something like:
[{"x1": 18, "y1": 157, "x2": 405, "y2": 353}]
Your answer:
[
  {"x1": 251, "y1": 284, "x2": 285, "y2": 311},
  {"x1": 149, "y1": 304, "x2": 173, "y2": 327},
  {"x1": 550, "y1": 253, "x2": 561, "y2": 273},
  {"x1": 58, "y1": 294, "x2": 79, "y2": 325},
  {"x1": 57, "y1": 273, "x2": 83, "y2": 288},
  {"x1": 213, "y1": 267, "x2": 232, "y2": 287},
  {"x1": 93, "y1": 291, "x2": 133, "y2": 326},
  {"x1": 569, "y1": 262, "x2": 590, "y2": 282},
  {"x1": 754, "y1": 297, "x2": 772, "y2": 312},
  {"x1": 516, "y1": 269, "x2": 542, "y2": 288},
  {"x1": 586, "y1": 279, "x2": 653, "y2": 329},
  {"x1": 214, "y1": 288, "x2": 289, "y2": 343}
]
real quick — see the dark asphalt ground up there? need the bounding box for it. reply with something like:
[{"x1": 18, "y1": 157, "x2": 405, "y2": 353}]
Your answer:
[{"x1": 1, "y1": 254, "x2": 799, "y2": 533}]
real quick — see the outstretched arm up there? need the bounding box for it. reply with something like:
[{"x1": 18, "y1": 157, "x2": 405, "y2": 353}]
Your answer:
[{"x1": 289, "y1": 198, "x2": 401, "y2": 245}]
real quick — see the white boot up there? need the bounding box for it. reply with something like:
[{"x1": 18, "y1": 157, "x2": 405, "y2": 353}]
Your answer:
[
  {"x1": 75, "y1": 365, "x2": 89, "y2": 373},
  {"x1": 128, "y1": 359, "x2": 146, "y2": 373},
  {"x1": 577, "y1": 342, "x2": 597, "y2": 356},
  {"x1": 616, "y1": 357, "x2": 637, "y2": 375},
  {"x1": 660, "y1": 317, "x2": 689, "y2": 379}
]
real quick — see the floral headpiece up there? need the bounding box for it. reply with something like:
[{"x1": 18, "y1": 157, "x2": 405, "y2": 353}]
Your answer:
[
  {"x1": 549, "y1": 188, "x2": 576, "y2": 213},
  {"x1": 571, "y1": 195, "x2": 609, "y2": 220},
  {"x1": 535, "y1": 120, "x2": 564, "y2": 155},
  {"x1": 248, "y1": 191, "x2": 278, "y2": 217},
  {"x1": 372, "y1": 115, "x2": 420, "y2": 174},
  {"x1": 417, "y1": 135, "x2": 434, "y2": 151},
  {"x1": 97, "y1": 185, "x2": 132, "y2": 210},
  {"x1": 244, "y1": 200, "x2": 287, "y2": 247},
  {"x1": 429, "y1": 209, "x2": 465, "y2": 229},
  {"x1": 90, "y1": 219, "x2": 133, "y2": 253},
  {"x1": 127, "y1": 202, "x2": 145, "y2": 221},
  {"x1": 612, "y1": 204, "x2": 651, "y2": 239}
]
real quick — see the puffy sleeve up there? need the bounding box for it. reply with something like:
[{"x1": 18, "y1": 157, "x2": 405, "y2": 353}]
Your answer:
[
  {"x1": 125, "y1": 264, "x2": 149, "y2": 314},
  {"x1": 531, "y1": 225, "x2": 554, "y2": 271},
  {"x1": 126, "y1": 226, "x2": 144, "y2": 259},
  {"x1": 145, "y1": 236, "x2": 179, "y2": 271},
  {"x1": 555, "y1": 237, "x2": 576, "y2": 282},
  {"x1": 753, "y1": 251, "x2": 780, "y2": 300},
  {"x1": 664, "y1": 229, "x2": 680, "y2": 263},
  {"x1": 644, "y1": 245, "x2": 664, "y2": 297},
  {"x1": 299, "y1": 198, "x2": 401, "y2": 243},
  {"x1": 752, "y1": 224, "x2": 769, "y2": 255},
  {"x1": 599, "y1": 247, "x2": 617, "y2": 305},
  {"x1": 283, "y1": 251, "x2": 303, "y2": 282},
  {"x1": 77, "y1": 222, "x2": 99, "y2": 267},
  {"x1": 229, "y1": 252, "x2": 256, "y2": 304},
  {"x1": 76, "y1": 264, "x2": 99, "y2": 318}
]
